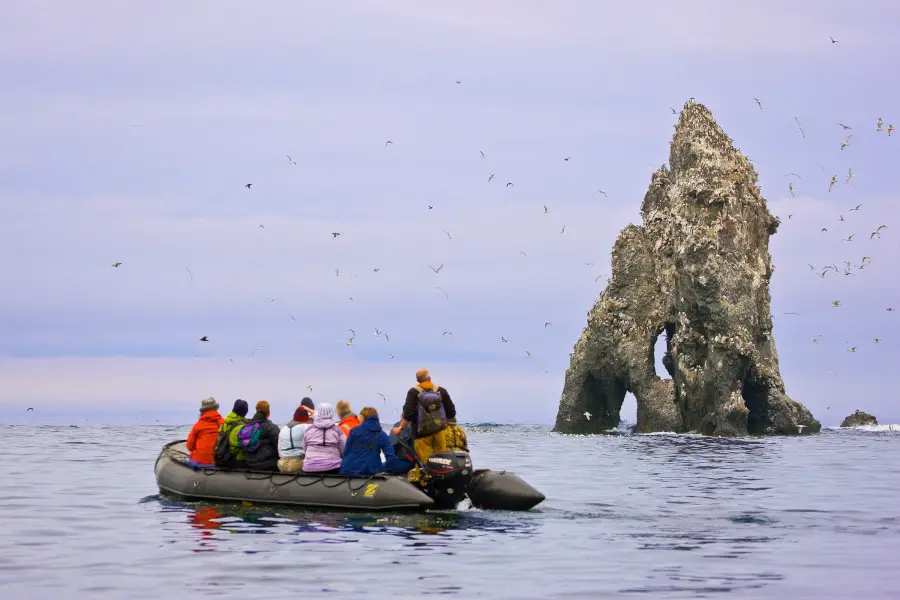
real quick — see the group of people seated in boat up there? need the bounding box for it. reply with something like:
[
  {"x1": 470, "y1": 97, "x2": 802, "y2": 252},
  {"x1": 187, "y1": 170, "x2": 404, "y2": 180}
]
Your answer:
[{"x1": 185, "y1": 368, "x2": 467, "y2": 482}]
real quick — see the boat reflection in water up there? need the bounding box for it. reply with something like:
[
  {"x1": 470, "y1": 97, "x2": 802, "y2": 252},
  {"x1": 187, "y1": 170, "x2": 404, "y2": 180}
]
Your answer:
[{"x1": 149, "y1": 495, "x2": 540, "y2": 553}]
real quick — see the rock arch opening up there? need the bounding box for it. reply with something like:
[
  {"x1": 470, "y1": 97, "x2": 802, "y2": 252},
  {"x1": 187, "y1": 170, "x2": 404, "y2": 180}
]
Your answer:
[
  {"x1": 582, "y1": 371, "x2": 626, "y2": 431},
  {"x1": 621, "y1": 392, "x2": 638, "y2": 430},
  {"x1": 650, "y1": 323, "x2": 677, "y2": 380},
  {"x1": 742, "y1": 374, "x2": 769, "y2": 435}
]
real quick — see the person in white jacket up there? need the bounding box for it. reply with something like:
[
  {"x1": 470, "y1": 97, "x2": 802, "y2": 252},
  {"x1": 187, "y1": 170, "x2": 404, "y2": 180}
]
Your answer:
[{"x1": 278, "y1": 398, "x2": 315, "y2": 473}]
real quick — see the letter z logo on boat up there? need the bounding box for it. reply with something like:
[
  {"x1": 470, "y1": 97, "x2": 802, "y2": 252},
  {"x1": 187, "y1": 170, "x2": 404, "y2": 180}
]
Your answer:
[{"x1": 364, "y1": 483, "x2": 378, "y2": 497}]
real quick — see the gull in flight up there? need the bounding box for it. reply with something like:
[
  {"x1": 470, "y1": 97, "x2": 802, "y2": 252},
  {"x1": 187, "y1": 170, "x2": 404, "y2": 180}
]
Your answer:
[
  {"x1": 584, "y1": 411, "x2": 592, "y2": 421},
  {"x1": 847, "y1": 346, "x2": 857, "y2": 353},
  {"x1": 594, "y1": 189, "x2": 608, "y2": 198},
  {"x1": 378, "y1": 393, "x2": 387, "y2": 404},
  {"x1": 888, "y1": 124, "x2": 894, "y2": 136},
  {"x1": 286, "y1": 155, "x2": 296, "y2": 165},
  {"x1": 840, "y1": 135, "x2": 852, "y2": 150},
  {"x1": 795, "y1": 117, "x2": 805, "y2": 138},
  {"x1": 564, "y1": 156, "x2": 572, "y2": 162},
  {"x1": 797, "y1": 424, "x2": 807, "y2": 433},
  {"x1": 753, "y1": 97, "x2": 762, "y2": 111},
  {"x1": 830, "y1": 36, "x2": 838, "y2": 43},
  {"x1": 850, "y1": 203, "x2": 862, "y2": 211},
  {"x1": 876, "y1": 118, "x2": 883, "y2": 132},
  {"x1": 245, "y1": 183, "x2": 252, "y2": 190},
  {"x1": 873, "y1": 338, "x2": 880, "y2": 344},
  {"x1": 185, "y1": 268, "x2": 193, "y2": 284},
  {"x1": 442, "y1": 331, "x2": 454, "y2": 339},
  {"x1": 837, "y1": 122, "x2": 852, "y2": 130},
  {"x1": 788, "y1": 183, "x2": 794, "y2": 197},
  {"x1": 437, "y1": 287, "x2": 449, "y2": 299},
  {"x1": 828, "y1": 175, "x2": 837, "y2": 192},
  {"x1": 501, "y1": 336, "x2": 508, "y2": 343},
  {"x1": 347, "y1": 328, "x2": 356, "y2": 339},
  {"x1": 385, "y1": 140, "x2": 393, "y2": 146},
  {"x1": 488, "y1": 173, "x2": 495, "y2": 182},
  {"x1": 543, "y1": 205, "x2": 549, "y2": 213},
  {"x1": 442, "y1": 230, "x2": 452, "y2": 240},
  {"x1": 843, "y1": 234, "x2": 854, "y2": 242},
  {"x1": 112, "y1": 262, "x2": 122, "y2": 268},
  {"x1": 832, "y1": 300, "x2": 841, "y2": 308},
  {"x1": 429, "y1": 264, "x2": 444, "y2": 273},
  {"x1": 786, "y1": 172, "x2": 802, "y2": 179},
  {"x1": 846, "y1": 169, "x2": 854, "y2": 184},
  {"x1": 306, "y1": 385, "x2": 313, "y2": 392},
  {"x1": 506, "y1": 182, "x2": 514, "y2": 187},
  {"x1": 288, "y1": 313, "x2": 295, "y2": 322},
  {"x1": 560, "y1": 225, "x2": 566, "y2": 234},
  {"x1": 199, "y1": 336, "x2": 209, "y2": 342},
  {"x1": 480, "y1": 151, "x2": 486, "y2": 158},
  {"x1": 544, "y1": 322, "x2": 553, "y2": 328},
  {"x1": 525, "y1": 350, "x2": 532, "y2": 358}
]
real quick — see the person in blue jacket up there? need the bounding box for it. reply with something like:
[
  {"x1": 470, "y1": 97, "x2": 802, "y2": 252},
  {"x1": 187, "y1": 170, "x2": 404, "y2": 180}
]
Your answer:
[{"x1": 340, "y1": 407, "x2": 399, "y2": 476}]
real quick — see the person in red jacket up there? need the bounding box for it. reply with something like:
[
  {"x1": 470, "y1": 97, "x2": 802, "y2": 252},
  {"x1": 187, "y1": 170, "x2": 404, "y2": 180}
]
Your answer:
[{"x1": 187, "y1": 397, "x2": 224, "y2": 468}]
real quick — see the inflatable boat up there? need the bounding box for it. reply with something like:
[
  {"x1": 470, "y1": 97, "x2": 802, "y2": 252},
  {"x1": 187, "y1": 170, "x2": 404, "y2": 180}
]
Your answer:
[{"x1": 155, "y1": 441, "x2": 544, "y2": 512}]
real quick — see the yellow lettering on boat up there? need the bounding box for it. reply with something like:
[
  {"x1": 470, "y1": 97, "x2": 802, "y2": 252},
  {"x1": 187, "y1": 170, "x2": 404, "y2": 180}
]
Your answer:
[{"x1": 364, "y1": 483, "x2": 378, "y2": 497}]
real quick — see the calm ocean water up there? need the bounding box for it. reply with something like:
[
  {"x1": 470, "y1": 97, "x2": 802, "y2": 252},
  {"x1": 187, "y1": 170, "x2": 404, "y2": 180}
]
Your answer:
[{"x1": 1, "y1": 424, "x2": 898, "y2": 600}]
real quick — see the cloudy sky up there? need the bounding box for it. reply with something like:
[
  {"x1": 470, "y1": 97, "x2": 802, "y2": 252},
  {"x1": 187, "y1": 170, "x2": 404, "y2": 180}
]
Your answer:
[{"x1": 2, "y1": 1, "x2": 898, "y2": 426}]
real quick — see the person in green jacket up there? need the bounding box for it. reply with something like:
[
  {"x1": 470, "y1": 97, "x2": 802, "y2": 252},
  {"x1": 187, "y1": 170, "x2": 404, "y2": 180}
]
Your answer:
[{"x1": 214, "y1": 399, "x2": 250, "y2": 468}]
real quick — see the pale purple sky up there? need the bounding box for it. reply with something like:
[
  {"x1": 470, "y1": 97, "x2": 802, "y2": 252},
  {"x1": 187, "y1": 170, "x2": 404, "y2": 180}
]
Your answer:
[{"x1": 1, "y1": 1, "x2": 898, "y2": 426}]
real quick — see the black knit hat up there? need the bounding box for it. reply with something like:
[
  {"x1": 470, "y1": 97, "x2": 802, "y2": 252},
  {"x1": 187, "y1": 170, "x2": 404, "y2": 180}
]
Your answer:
[{"x1": 232, "y1": 399, "x2": 249, "y2": 417}]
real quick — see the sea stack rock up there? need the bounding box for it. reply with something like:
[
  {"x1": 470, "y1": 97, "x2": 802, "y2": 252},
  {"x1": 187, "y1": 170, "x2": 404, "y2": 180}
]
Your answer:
[
  {"x1": 840, "y1": 410, "x2": 878, "y2": 427},
  {"x1": 554, "y1": 100, "x2": 820, "y2": 437}
]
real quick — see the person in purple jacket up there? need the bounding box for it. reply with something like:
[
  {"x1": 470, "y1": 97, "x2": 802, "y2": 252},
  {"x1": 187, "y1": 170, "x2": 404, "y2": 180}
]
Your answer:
[{"x1": 302, "y1": 403, "x2": 346, "y2": 474}]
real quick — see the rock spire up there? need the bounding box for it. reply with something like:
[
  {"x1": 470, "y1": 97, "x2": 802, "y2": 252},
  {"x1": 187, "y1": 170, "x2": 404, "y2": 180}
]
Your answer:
[{"x1": 554, "y1": 100, "x2": 820, "y2": 436}]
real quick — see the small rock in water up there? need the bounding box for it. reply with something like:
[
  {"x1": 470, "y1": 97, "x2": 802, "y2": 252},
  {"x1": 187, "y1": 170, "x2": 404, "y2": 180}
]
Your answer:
[{"x1": 840, "y1": 410, "x2": 878, "y2": 427}]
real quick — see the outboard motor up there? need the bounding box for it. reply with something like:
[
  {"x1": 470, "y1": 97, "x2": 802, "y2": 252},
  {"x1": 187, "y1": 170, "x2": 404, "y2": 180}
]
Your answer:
[{"x1": 421, "y1": 450, "x2": 473, "y2": 509}]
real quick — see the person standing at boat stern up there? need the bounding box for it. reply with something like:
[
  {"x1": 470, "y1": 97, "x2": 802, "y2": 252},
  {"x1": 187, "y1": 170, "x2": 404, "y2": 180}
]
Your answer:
[
  {"x1": 278, "y1": 397, "x2": 314, "y2": 473},
  {"x1": 302, "y1": 402, "x2": 346, "y2": 474},
  {"x1": 243, "y1": 400, "x2": 281, "y2": 471},
  {"x1": 187, "y1": 397, "x2": 224, "y2": 468},
  {"x1": 392, "y1": 368, "x2": 456, "y2": 482}
]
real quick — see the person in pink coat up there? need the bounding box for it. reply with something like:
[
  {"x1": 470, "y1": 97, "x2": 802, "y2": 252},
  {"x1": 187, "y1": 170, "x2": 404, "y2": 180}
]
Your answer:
[{"x1": 302, "y1": 403, "x2": 346, "y2": 474}]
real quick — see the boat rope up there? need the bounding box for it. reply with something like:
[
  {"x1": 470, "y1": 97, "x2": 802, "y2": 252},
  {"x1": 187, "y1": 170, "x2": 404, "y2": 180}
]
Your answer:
[{"x1": 166, "y1": 442, "x2": 384, "y2": 493}]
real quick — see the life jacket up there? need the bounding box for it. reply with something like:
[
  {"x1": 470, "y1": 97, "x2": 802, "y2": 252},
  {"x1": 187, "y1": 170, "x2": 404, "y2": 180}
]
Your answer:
[
  {"x1": 237, "y1": 422, "x2": 262, "y2": 453},
  {"x1": 214, "y1": 420, "x2": 244, "y2": 466},
  {"x1": 415, "y1": 385, "x2": 447, "y2": 437}
]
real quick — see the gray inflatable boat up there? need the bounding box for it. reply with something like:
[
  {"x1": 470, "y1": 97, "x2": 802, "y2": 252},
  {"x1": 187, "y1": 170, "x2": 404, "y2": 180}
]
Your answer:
[{"x1": 155, "y1": 441, "x2": 545, "y2": 512}]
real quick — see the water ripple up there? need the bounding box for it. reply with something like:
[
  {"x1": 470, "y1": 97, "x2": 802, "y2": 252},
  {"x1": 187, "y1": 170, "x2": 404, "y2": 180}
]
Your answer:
[{"x1": 0, "y1": 425, "x2": 898, "y2": 598}]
